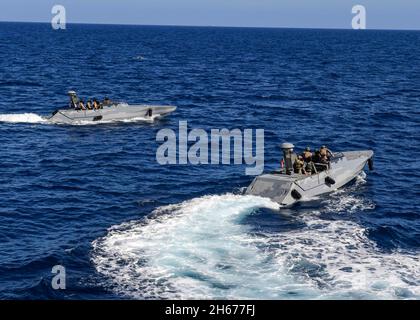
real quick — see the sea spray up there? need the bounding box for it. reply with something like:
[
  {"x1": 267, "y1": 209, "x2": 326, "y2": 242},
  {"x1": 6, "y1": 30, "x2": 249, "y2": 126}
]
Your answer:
[
  {"x1": 0, "y1": 113, "x2": 47, "y2": 124},
  {"x1": 92, "y1": 192, "x2": 419, "y2": 299}
]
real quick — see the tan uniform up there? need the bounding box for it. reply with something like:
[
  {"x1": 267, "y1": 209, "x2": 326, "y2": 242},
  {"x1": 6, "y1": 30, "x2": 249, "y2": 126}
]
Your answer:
[
  {"x1": 293, "y1": 158, "x2": 305, "y2": 174},
  {"x1": 303, "y1": 151, "x2": 312, "y2": 162},
  {"x1": 305, "y1": 161, "x2": 316, "y2": 174},
  {"x1": 321, "y1": 147, "x2": 333, "y2": 156}
]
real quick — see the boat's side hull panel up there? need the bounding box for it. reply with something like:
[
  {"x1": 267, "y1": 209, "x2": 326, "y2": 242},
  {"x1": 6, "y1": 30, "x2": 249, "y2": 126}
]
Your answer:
[{"x1": 49, "y1": 104, "x2": 176, "y2": 124}]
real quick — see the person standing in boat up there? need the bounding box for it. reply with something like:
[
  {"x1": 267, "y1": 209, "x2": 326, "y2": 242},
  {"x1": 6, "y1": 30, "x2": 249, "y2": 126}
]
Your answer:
[
  {"x1": 320, "y1": 145, "x2": 333, "y2": 159},
  {"x1": 293, "y1": 156, "x2": 307, "y2": 175},
  {"x1": 305, "y1": 160, "x2": 316, "y2": 175},
  {"x1": 302, "y1": 147, "x2": 313, "y2": 162},
  {"x1": 301, "y1": 147, "x2": 315, "y2": 175}
]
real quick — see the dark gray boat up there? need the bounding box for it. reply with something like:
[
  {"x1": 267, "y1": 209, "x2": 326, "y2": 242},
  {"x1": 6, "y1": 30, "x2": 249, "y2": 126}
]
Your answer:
[
  {"x1": 246, "y1": 143, "x2": 374, "y2": 206},
  {"x1": 48, "y1": 91, "x2": 176, "y2": 124}
]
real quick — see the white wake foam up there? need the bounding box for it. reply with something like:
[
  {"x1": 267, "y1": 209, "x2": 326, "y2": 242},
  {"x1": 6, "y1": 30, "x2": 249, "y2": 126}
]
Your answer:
[
  {"x1": 0, "y1": 113, "x2": 47, "y2": 123},
  {"x1": 92, "y1": 192, "x2": 419, "y2": 300},
  {"x1": 0, "y1": 113, "x2": 158, "y2": 126}
]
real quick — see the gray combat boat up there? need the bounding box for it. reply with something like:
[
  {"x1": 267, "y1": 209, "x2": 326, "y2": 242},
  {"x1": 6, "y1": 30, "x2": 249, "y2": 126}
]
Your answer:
[
  {"x1": 246, "y1": 143, "x2": 373, "y2": 206},
  {"x1": 48, "y1": 91, "x2": 177, "y2": 124}
]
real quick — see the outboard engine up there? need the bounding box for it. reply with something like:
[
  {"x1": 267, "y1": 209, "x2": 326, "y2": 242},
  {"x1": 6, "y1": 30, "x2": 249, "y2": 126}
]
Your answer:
[{"x1": 281, "y1": 142, "x2": 296, "y2": 175}]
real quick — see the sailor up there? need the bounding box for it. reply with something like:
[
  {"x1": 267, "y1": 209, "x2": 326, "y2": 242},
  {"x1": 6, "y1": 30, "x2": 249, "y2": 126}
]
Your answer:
[
  {"x1": 320, "y1": 154, "x2": 329, "y2": 164},
  {"x1": 86, "y1": 100, "x2": 92, "y2": 110},
  {"x1": 318, "y1": 154, "x2": 330, "y2": 171},
  {"x1": 302, "y1": 147, "x2": 313, "y2": 163},
  {"x1": 93, "y1": 99, "x2": 99, "y2": 110},
  {"x1": 70, "y1": 99, "x2": 78, "y2": 110},
  {"x1": 293, "y1": 156, "x2": 306, "y2": 174},
  {"x1": 79, "y1": 100, "x2": 86, "y2": 110},
  {"x1": 320, "y1": 145, "x2": 332, "y2": 159},
  {"x1": 68, "y1": 91, "x2": 79, "y2": 109},
  {"x1": 305, "y1": 161, "x2": 316, "y2": 175},
  {"x1": 312, "y1": 150, "x2": 321, "y2": 163},
  {"x1": 103, "y1": 97, "x2": 111, "y2": 106}
]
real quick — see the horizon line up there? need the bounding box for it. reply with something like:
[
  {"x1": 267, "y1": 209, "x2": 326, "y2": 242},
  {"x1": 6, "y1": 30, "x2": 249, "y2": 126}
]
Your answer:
[{"x1": 0, "y1": 20, "x2": 419, "y2": 32}]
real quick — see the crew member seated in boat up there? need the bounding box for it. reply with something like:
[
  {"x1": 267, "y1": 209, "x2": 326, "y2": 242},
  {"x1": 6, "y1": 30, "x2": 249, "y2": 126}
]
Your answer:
[
  {"x1": 312, "y1": 150, "x2": 328, "y2": 172},
  {"x1": 312, "y1": 150, "x2": 321, "y2": 163},
  {"x1": 103, "y1": 97, "x2": 112, "y2": 106},
  {"x1": 79, "y1": 100, "x2": 86, "y2": 110},
  {"x1": 320, "y1": 154, "x2": 329, "y2": 164},
  {"x1": 86, "y1": 100, "x2": 93, "y2": 110},
  {"x1": 318, "y1": 154, "x2": 330, "y2": 171},
  {"x1": 92, "y1": 99, "x2": 100, "y2": 109},
  {"x1": 305, "y1": 161, "x2": 316, "y2": 175},
  {"x1": 293, "y1": 156, "x2": 306, "y2": 175},
  {"x1": 320, "y1": 145, "x2": 333, "y2": 160},
  {"x1": 302, "y1": 147, "x2": 313, "y2": 163}
]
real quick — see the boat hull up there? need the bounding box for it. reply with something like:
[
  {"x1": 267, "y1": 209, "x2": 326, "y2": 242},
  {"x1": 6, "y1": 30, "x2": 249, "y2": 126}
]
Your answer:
[
  {"x1": 48, "y1": 104, "x2": 176, "y2": 124},
  {"x1": 246, "y1": 150, "x2": 373, "y2": 206}
]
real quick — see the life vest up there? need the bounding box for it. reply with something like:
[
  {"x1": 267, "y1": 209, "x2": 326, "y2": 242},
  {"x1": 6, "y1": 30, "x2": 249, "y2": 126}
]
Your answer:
[
  {"x1": 294, "y1": 159, "x2": 305, "y2": 173},
  {"x1": 303, "y1": 151, "x2": 312, "y2": 160}
]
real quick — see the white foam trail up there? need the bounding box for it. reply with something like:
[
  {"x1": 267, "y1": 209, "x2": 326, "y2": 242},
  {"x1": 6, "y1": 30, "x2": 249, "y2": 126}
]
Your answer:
[
  {"x1": 270, "y1": 214, "x2": 419, "y2": 299},
  {"x1": 0, "y1": 113, "x2": 159, "y2": 126},
  {"x1": 133, "y1": 55, "x2": 146, "y2": 61},
  {"x1": 92, "y1": 194, "x2": 294, "y2": 299},
  {"x1": 0, "y1": 113, "x2": 47, "y2": 123},
  {"x1": 92, "y1": 192, "x2": 419, "y2": 300}
]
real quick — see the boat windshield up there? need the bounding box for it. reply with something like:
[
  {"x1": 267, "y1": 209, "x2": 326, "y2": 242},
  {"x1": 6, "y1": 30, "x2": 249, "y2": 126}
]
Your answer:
[{"x1": 330, "y1": 152, "x2": 344, "y2": 162}]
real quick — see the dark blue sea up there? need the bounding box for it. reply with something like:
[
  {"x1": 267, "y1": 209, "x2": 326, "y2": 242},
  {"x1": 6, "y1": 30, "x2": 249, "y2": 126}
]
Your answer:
[{"x1": 0, "y1": 22, "x2": 419, "y2": 299}]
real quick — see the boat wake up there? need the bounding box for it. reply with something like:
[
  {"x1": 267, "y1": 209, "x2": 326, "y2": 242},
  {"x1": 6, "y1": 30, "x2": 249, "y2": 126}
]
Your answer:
[
  {"x1": 91, "y1": 191, "x2": 419, "y2": 300},
  {"x1": 0, "y1": 113, "x2": 159, "y2": 125},
  {"x1": 0, "y1": 113, "x2": 47, "y2": 124}
]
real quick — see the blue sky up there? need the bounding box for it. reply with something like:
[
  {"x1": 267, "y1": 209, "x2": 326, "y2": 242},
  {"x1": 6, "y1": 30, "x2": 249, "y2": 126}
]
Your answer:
[{"x1": 0, "y1": 0, "x2": 419, "y2": 30}]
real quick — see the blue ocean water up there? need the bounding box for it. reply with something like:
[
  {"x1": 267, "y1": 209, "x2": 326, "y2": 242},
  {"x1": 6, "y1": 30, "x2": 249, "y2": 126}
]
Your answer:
[{"x1": 0, "y1": 22, "x2": 419, "y2": 299}]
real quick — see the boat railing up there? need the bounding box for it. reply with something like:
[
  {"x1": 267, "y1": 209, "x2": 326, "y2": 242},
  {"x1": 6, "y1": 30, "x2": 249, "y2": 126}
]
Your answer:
[{"x1": 313, "y1": 162, "x2": 330, "y2": 171}]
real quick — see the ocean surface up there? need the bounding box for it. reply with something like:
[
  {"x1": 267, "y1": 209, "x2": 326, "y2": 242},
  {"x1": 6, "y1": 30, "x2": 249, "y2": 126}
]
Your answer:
[{"x1": 0, "y1": 22, "x2": 419, "y2": 299}]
